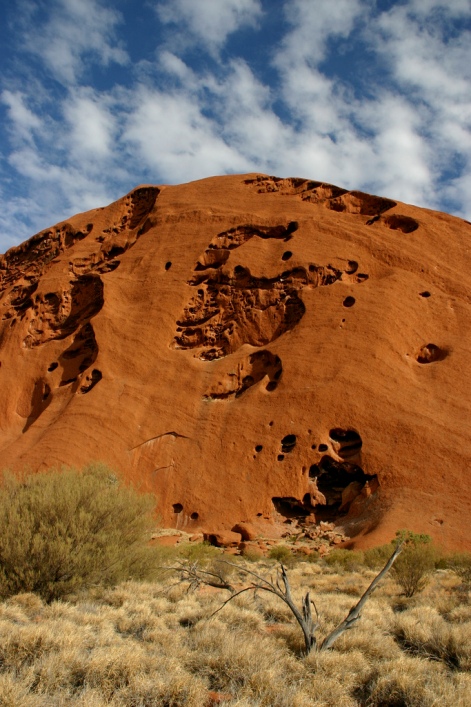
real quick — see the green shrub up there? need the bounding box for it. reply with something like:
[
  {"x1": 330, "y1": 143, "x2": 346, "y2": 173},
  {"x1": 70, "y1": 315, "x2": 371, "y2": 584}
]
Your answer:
[
  {"x1": 324, "y1": 549, "x2": 365, "y2": 572},
  {"x1": 0, "y1": 464, "x2": 159, "y2": 602},
  {"x1": 302, "y1": 550, "x2": 320, "y2": 563},
  {"x1": 268, "y1": 545, "x2": 295, "y2": 565},
  {"x1": 391, "y1": 530, "x2": 436, "y2": 598},
  {"x1": 241, "y1": 547, "x2": 264, "y2": 562},
  {"x1": 446, "y1": 552, "x2": 471, "y2": 587},
  {"x1": 363, "y1": 544, "x2": 394, "y2": 569},
  {"x1": 176, "y1": 541, "x2": 221, "y2": 564}
]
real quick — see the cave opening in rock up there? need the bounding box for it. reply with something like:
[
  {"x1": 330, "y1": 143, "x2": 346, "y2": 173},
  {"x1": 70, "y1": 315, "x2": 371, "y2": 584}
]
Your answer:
[
  {"x1": 274, "y1": 456, "x2": 377, "y2": 527},
  {"x1": 416, "y1": 343, "x2": 446, "y2": 364},
  {"x1": 281, "y1": 434, "x2": 297, "y2": 453},
  {"x1": 308, "y1": 455, "x2": 377, "y2": 522},
  {"x1": 329, "y1": 428, "x2": 362, "y2": 458},
  {"x1": 272, "y1": 497, "x2": 310, "y2": 520}
]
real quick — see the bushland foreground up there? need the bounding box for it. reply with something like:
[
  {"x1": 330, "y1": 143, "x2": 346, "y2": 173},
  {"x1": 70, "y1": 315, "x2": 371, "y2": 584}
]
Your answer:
[{"x1": 1, "y1": 553, "x2": 471, "y2": 707}]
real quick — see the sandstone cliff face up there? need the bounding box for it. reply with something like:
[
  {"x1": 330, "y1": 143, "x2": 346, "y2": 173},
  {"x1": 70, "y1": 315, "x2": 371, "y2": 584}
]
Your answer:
[{"x1": 1, "y1": 174, "x2": 470, "y2": 549}]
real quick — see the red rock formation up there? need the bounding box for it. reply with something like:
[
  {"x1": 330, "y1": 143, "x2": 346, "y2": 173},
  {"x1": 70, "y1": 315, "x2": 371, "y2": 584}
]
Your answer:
[{"x1": 1, "y1": 174, "x2": 470, "y2": 550}]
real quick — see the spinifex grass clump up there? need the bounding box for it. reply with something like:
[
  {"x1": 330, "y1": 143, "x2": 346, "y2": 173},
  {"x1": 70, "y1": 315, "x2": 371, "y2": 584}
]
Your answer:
[{"x1": 0, "y1": 463, "x2": 160, "y2": 602}]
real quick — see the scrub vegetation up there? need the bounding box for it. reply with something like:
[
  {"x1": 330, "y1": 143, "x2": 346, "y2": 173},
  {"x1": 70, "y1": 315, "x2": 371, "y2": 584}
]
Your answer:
[
  {"x1": 0, "y1": 464, "x2": 160, "y2": 602},
  {"x1": 1, "y1": 466, "x2": 471, "y2": 705}
]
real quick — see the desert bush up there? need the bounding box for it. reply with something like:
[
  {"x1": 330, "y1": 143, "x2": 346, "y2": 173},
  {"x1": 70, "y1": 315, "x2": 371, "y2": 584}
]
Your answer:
[
  {"x1": 240, "y1": 546, "x2": 264, "y2": 562},
  {"x1": 176, "y1": 541, "x2": 221, "y2": 564},
  {"x1": 391, "y1": 530, "x2": 436, "y2": 598},
  {"x1": 324, "y1": 548, "x2": 365, "y2": 571},
  {"x1": 0, "y1": 464, "x2": 159, "y2": 602},
  {"x1": 364, "y1": 543, "x2": 395, "y2": 569},
  {"x1": 268, "y1": 545, "x2": 296, "y2": 564},
  {"x1": 446, "y1": 552, "x2": 471, "y2": 588}
]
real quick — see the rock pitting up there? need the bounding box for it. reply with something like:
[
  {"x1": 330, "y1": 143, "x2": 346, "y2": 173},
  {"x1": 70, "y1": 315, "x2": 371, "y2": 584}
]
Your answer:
[{"x1": 1, "y1": 173, "x2": 470, "y2": 550}]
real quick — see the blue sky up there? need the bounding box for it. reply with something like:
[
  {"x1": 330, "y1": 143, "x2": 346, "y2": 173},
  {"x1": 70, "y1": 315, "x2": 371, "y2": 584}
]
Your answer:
[{"x1": 1, "y1": 0, "x2": 470, "y2": 253}]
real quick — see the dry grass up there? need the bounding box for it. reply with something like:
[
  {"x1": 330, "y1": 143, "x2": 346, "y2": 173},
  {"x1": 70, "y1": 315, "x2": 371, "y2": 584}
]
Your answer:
[{"x1": 0, "y1": 559, "x2": 471, "y2": 706}]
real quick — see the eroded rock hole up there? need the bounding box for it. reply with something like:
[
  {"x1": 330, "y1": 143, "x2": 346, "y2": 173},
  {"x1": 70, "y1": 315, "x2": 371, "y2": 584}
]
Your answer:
[
  {"x1": 272, "y1": 497, "x2": 310, "y2": 520},
  {"x1": 318, "y1": 444, "x2": 328, "y2": 452},
  {"x1": 173, "y1": 503, "x2": 183, "y2": 514},
  {"x1": 79, "y1": 369, "x2": 102, "y2": 394},
  {"x1": 190, "y1": 512, "x2": 199, "y2": 520},
  {"x1": 384, "y1": 214, "x2": 419, "y2": 233},
  {"x1": 416, "y1": 343, "x2": 446, "y2": 364},
  {"x1": 308, "y1": 456, "x2": 377, "y2": 521},
  {"x1": 355, "y1": 273, "x2": 369, "y2": 283},
  {"x1": 343, "y1": 296, "x2": 355, "y2": 308},
  {"x1": 281, "y1": 434, "x2": 297, "y2": 453},
  {"x1": 24, "y1": 275, "x2": 104, "y2": 349},
  {"x1": 22, "y1": 378, "x2": 54, "y2": 432},
  {"x1": 48, "y1": 362, "x2": 58, "y2": 372},
  {"x1": 329, "y1": 428, "x2": 362, "y2": 459},
  {"x1": 345, "y1": 260, "x2": 358, "y2": 274},
  {"x1": 175, "y1": 223, "x2": 342, "y2": 359},
  {"x1": 255, "y1": 445, "x2": 263, "y2": 452},
  {"x1": 282, "y1": 251, "x2": 293, "y2": 261},
  {"x1": 165, "y1": 262, "x2": 172, "y2": 271},
  {"x1": 60, "y1": 377, "x2": 77, "y2": 386},
  {"x1": 266, "y1": 381, "x2": 278, "y2": 392},
  {"x1": 277, "y1": 454, "x2": 285, "y2": 462},
  {"x1": 59, "y1": 323, "x2": 98, "y2": 386},
  {"x1": 207, "y1": 349, "x2": 283, "y2": 400},
  {"x1": 419, "y1": 291, "x2": 431, "y2": 298}
]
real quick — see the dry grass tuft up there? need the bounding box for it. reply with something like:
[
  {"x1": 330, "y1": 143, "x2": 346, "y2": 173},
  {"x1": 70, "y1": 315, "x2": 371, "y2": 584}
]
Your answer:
[{"x1": 1, "y1": 559, "x2": 471, "y2": 705}]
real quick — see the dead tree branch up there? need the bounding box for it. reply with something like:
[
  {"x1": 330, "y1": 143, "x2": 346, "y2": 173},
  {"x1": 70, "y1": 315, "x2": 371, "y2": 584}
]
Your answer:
[
  {"x1": 163, "y1": 560, "x2": 236, "y2": 593},
  {"x1": 319, "y1": 542, "x2": 403, "y2": 651},
  {"x1": 169, "y1": 543, "x2": 403, "y2": 656}
]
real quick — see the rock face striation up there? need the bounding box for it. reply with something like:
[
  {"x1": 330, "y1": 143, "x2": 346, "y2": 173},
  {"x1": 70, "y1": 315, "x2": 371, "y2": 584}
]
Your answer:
[{"x1": 1, "y1": 174, "x2": 471, "y2": 550}]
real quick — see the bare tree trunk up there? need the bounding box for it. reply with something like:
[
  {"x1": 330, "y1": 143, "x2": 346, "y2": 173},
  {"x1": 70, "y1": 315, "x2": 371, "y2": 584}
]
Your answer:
[
  {"x1": 166, "y1": 543, "x2": 402, "y2": 657},
  {"x1": 319, "y1": 542, "x2": 402, "y2": 651}
]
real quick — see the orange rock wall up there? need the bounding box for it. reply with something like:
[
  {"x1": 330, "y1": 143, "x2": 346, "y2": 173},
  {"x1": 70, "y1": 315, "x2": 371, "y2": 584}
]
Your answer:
[{"x1": 1, "y1": 174, "x2": 470, "y2": 550}]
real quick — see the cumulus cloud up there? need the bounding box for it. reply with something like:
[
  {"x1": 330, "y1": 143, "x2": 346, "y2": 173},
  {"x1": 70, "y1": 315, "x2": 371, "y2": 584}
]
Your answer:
[
  {"x1": 274, "y1": 0, "x2": 363, "y2": 68},
  {"x1": 62, "y1": 89, "x2": 116, "y2": 161},
  {"x1": 1, "y1": 0, "x2": 470, "y2": 253},
  {"x1": 1, "y1": 91, "x2": 42, "y2": 144},
  {"x1": 156, "y1": 0, "x2": 262, "y2": 54},
  {"x1": 123, "y1": 85, "x2": 250, "y2": 181},
  {"x1": 24, "y1": 0, "x2": 128, "y2": 85}
]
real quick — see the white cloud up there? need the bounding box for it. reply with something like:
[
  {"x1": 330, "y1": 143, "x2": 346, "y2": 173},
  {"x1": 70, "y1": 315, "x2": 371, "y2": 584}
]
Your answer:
[
  {"x1": 409, "y1": 0, "x2": 471, "y2": 17},
  {"x1": 62, "y1": 89, "x2": 116, "y2": 161},
  {"x1": 123, "y1": 85, "x2": 250, "y2": 182},
  {"x1": 26, "y1": 0, "x2": 128, "y2": 85},
  {"x1": 274, "y1": 0, "x2": 363, "y2": 69},
  {"x1": 156, "y1": 0, "x2": 262, "y2": 54},
  {"x1": 370, "y1": 2, "x2": 471, "y2": 204},
  {"x1": 1, "y1": 91, "x2": 43, "y2": 145},
  {"x1": 2, "y1": 0, "x2": 471, "y2": 254}
]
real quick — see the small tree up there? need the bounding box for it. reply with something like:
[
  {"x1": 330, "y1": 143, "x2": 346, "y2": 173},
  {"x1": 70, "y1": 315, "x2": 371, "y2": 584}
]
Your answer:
[
  {"x1": 390, "y1": 530, "x2": 436, "y2": 598},
  {"x1": 0, "y1": 464, "x2": 159, "y2": 602}
]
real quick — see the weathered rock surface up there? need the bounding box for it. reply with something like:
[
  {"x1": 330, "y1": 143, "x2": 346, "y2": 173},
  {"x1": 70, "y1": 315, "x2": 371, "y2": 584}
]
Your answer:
[{"x1": 1, "y1": 174, "x2": 470, "y2": 550}]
